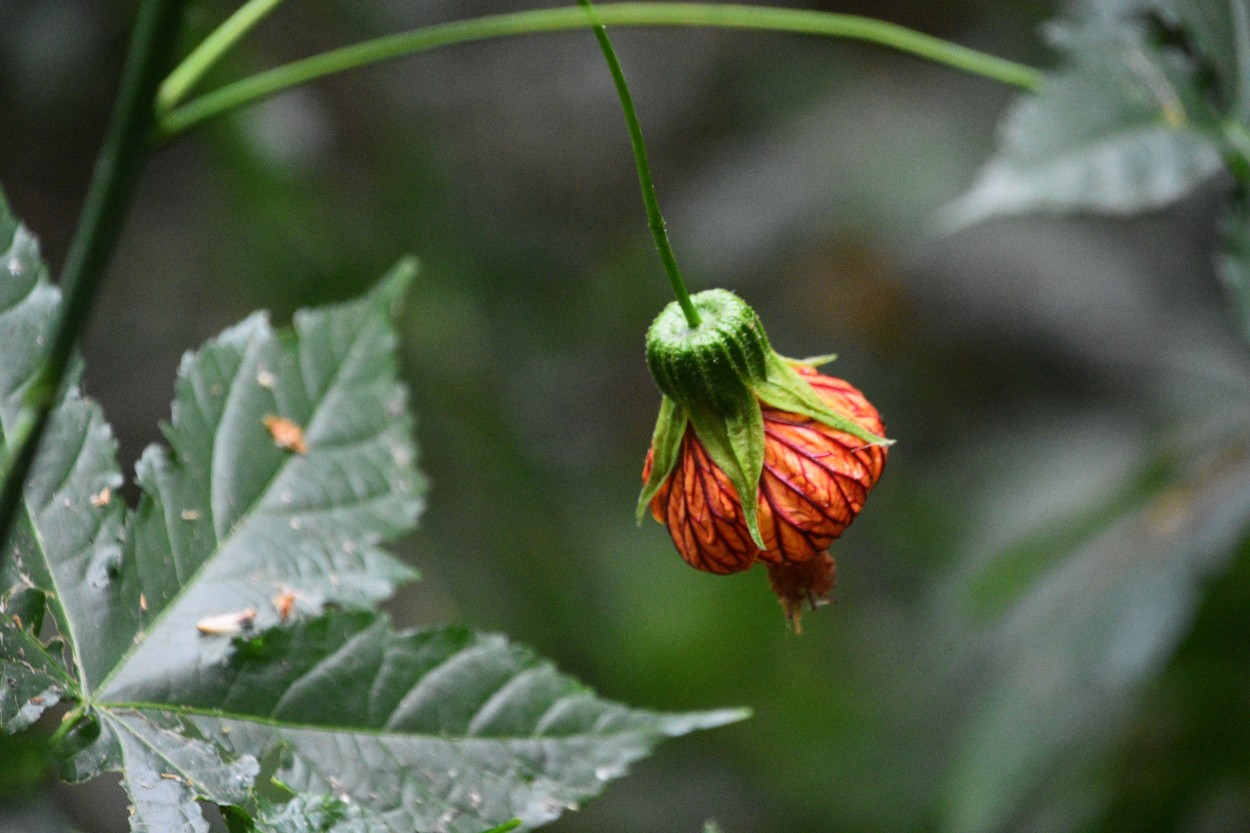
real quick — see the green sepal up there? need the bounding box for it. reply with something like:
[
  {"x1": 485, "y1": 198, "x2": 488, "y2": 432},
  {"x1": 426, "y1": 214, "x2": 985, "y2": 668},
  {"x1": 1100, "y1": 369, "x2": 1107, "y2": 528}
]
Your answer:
[
  {"x1": 636, "y1": 395, "x2": 689, "y2": 523},
  {"x1": 684, "y1": 399, "x2": 767, "y2": 551},
  {"x1": 794, "y1": 353, "x2": 837, "y2": 367},
  {"x1": 754, "y1": 353, "x2": 892, "y2": 447}
]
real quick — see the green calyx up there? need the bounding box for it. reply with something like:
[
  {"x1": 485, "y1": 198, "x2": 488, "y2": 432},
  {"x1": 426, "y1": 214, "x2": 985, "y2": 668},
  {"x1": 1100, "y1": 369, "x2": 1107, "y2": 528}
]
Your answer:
[
  {"x1": 638, "y1": 289, "x2": 892, "y2": 551},
  {"x1": 645, "y1": 289, "x2": 771, "y2": 415}
]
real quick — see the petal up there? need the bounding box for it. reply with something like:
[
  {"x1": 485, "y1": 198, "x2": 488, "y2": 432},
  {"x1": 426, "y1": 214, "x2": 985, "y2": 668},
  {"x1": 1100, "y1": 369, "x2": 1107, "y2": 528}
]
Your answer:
[{"x1": 649, "y1": 431, "x2": 759, "y2": 574}]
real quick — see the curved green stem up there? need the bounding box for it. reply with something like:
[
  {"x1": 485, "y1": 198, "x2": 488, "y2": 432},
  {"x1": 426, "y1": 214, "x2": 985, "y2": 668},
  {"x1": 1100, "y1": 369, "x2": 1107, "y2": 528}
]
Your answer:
[
  {"x1": 579, "y1": 0, "x2": 700, "y2": 327},
  {"x1": 158, "y1": 0, "x2": 286, "y2": 111},
  {"x1": 0, "y1": 0, "x2": 189, "y2": 565},
  {"x1": 156, "y1": 3, "x2": 1042, "y2": 140},
  {"x1": 48, "y1": 704, "x2": 89, "y2": 752}
]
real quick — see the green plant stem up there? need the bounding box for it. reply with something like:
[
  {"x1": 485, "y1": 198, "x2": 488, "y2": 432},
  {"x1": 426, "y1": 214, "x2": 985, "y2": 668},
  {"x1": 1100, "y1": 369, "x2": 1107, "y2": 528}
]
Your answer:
[
  {"x1": 0, "y1": 0, "x2": 188, "y2": 565},
  {"x1": 156, "y1": 3, "x2": 1043, "y2": 140},
  {"x1": 157, "y1": 0, "x2": 286, "y2": 111},
  {"x1": 579, "y1": 0, "x2": 700, "y2": 327},
  {"x1": 48, "y1": 704, "x2": 88, "y2": 752}
]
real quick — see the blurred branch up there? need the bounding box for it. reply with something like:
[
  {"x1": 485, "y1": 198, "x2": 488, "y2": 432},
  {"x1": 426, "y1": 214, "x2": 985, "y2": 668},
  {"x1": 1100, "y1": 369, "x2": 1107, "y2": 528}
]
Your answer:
[{"x1": 156, "y1": 2, "x2": 1042, "y2": 140}]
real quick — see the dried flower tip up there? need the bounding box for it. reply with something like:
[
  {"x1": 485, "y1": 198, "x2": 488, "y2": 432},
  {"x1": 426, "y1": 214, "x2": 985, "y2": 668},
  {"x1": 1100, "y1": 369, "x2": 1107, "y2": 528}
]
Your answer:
[
  {"x1": 263, "y1": 415, "x2": 308, "y2": 454},
  {"x1": 766, "y1": 553, "x2": 837, "y2": 634}
]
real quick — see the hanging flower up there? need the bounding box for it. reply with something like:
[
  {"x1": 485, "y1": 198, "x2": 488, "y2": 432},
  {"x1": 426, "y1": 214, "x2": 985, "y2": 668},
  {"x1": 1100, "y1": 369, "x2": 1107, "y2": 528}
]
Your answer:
[{"x1": 638, "y1": 289, "x2": 890, "y2": 629}]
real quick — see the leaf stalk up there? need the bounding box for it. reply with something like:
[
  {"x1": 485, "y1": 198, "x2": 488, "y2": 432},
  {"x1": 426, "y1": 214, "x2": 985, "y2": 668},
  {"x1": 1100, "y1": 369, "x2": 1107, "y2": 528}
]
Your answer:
[
  {"x1": 157, "y1": 0, "x2": 286, "y2": 111},
  {"x1": 156, "y1": 3, "x2": 1042, "y2": 140}
]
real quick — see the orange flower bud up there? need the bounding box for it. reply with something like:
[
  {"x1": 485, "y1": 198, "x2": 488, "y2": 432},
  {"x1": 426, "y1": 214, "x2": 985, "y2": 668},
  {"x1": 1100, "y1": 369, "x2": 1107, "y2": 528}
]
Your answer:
[{"x1": 642, "y1": 365, "x2": 887, "y2": 627}]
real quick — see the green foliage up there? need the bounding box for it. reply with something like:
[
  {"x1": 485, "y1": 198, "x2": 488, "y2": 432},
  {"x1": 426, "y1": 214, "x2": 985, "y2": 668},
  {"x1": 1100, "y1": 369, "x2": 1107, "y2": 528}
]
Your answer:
[
  {"x1": 0, "y1": 189, "x2": 744, "y2": 833},
  {"x1": 947, "y1": 448, "x2": 1250, "y2": 833},
  {"x1": 947, "y1": 0, "x2": 1250, "y2": 333}
]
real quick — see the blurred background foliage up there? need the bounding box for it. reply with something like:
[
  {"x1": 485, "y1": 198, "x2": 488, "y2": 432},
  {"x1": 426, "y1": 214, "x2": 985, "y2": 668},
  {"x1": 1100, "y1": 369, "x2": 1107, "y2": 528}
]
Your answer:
[{"x1": 2, "y1": 0, "x2": 1250, "y2": 831}]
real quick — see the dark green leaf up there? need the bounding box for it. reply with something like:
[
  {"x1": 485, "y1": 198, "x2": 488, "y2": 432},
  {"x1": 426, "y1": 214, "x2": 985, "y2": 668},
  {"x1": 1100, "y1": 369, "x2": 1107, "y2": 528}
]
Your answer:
[
  {"x1": 173, "y1": 611, "x2": 745, "y2": 833},
  {"x1": 240, "y1": 794, "x2": 393, "y2": 833},
  {"x1": 1, "y1": 189, "x2": 741, "y2": 832},
  {"x1": 0, "y1": 186, "x2": 122, "y2": 727},
  {"x1": 84, "y1": 263, "x2": 423, "y2": 700},
  {"x1": 0, "y1": 609, "x2": 71, "y2": 732},
  {"x1": 89, "y1": 710, "x2": 259, "y2": 833}
]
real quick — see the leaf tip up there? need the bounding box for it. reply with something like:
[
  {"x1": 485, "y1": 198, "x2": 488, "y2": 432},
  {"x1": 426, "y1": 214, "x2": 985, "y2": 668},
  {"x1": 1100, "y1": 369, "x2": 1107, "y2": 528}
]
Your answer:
[{"x1": 377, "y1": 256, "x2": 419, "y2": 304}]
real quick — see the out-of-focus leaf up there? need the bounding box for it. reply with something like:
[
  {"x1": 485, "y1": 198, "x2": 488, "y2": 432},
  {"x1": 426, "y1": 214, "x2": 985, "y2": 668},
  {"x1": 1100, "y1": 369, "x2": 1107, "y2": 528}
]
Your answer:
[
  {"x1": 0, "y1": 793, "x2": 82, "y2": 833},
  {"x1": 945, "y1": 0, "x2": 1250, "y2": 227},
  {"x1": 1219, "y1": 197, "x2": 1250, "y2": 341},
  {"x1": 946, "y1": 16, "x2": 1224, "y2": 227},
  {"x1": 1162, "y1": 0, "x2": 1250, "y2": 122},
  {"x1": 0, "y1": 722, "x2": 54, "y2": 800},
  {"x1": 175, "y1": 610, "x2": 746, "y2": 833},
  {"x1": 963, "y1": 457, "x2": 1169, "y2": 621},
  {"x1": 944, "y1": 439, "x2": 1250, "y2": 833}
]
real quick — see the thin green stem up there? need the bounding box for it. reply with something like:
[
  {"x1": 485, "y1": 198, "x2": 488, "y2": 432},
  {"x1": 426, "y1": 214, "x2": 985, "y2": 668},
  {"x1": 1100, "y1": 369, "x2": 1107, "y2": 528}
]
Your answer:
[
  {"x1": 0, "y1": 0, "x2": 189, "y2": 566},
  {"x1": 157, "y1": 0, "x2": 286, "y2": 111},
  {"x1": 579, "y1": 0, "x2": 700, "y2": 326},
  {"x1": 48, "y1": 704, "x2": 89, "y2": 752},
  {"x1": 157, "y1": 3, "x2": 1042, "y2": 140}
]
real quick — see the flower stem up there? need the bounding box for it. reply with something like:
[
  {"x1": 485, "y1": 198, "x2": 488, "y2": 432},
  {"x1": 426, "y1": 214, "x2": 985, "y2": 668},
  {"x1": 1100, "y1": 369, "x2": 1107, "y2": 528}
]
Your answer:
[
  {"x1": 157, "y1": 0, "x2": 286, "y2": 111},
  {"x1": 578, "y1": 0, "x2": 700, "y2": 327},
  {"x1": 155, "y1": 3, "x2": 1042, "y2": 140},
  {"x1": 0, "y1": 0, "x2": 188, "y2": 565}
]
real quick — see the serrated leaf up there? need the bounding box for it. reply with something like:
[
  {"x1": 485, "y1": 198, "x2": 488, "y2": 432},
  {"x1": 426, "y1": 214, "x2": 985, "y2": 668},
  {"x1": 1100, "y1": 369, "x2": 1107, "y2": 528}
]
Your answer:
[
  {"x1": 0, "y1": 187, "x2": 124, "y2": 725},
  {"x1": 945, "y1": 8, "x2": 1228, "y2": 227},
  {"x1": 0, "y1": 608, "x2": 71, "y2": 732},
  {"x1": 229, "y1": 794, "x2": 392, "y2": 833},
  {"x1": 163, "y1": 610, "x2": 745, "y2": 833},
  {"x1": 79, "y1": 263, "x2": 424, "y2": 701},
  {"x1": 89, "y1": 710, "x2": 259, "y2": 833},
  {"x1": 1, "y1": 188, "x2": 742, "y2": 833}
]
